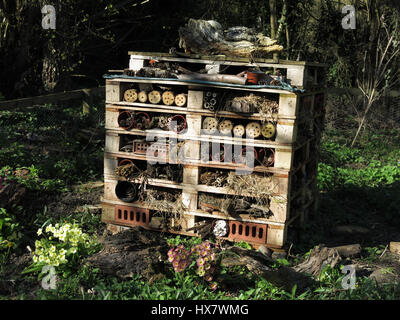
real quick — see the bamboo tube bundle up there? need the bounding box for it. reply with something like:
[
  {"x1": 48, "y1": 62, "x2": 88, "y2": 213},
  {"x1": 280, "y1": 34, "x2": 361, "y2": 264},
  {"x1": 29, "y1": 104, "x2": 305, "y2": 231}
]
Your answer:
[
  {"x1": 204, "y1": 91, "x2": 219, "y2": 111},
  {"x1": 162, "y1": 91, "x2": 175, "y2": 106},
  {"x1": 148, "y1": 90, "x2": 162, "y2": 104},
  {"x1": 157, "y1": 115, "x2": 170, "y2": 130}
]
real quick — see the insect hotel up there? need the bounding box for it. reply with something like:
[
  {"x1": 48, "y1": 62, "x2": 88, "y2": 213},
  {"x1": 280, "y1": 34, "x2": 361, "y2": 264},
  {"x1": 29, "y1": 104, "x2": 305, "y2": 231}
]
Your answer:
[{"x1": 101, "y1": 21, "x2": 327, "y2": 250}]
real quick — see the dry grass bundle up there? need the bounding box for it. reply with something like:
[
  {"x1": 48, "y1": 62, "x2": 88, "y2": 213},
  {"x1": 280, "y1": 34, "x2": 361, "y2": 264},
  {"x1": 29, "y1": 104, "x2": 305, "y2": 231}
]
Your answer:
[
  {"x1": 232, "y1": 94, "x2": 278, "y2": 123},
  {"x1": 226, "y1": 172, "x2": 275, "y2": 200},
  {"x1": 198, "y1": 192, "x2": 272, "y2": 218},
  {"x1": 143, "y1": 189, "x2": 185, "y2": 219}
]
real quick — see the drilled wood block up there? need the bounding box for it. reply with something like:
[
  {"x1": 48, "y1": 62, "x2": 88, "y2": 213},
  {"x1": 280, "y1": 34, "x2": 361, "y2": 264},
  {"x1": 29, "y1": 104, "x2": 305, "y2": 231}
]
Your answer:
[
  {"x1": 274, "y1": 149, "x2": 293, "y2": 169},
  {"x1": 183, "y1": 140, "x2": 200, "y2": 160},
  {"x1": 105, "y1": 133, "x2": 121, "y2": 153},
  {"x1": 266, "y1": 224, "x2": 286, "y2": 248},
  {"x1": 102, "y1": 203, "x2": 116, "y2": 222},
  {"x1": 286, "y1": 66, "x2": 306, "y2": 88},
  {"x1": 187, "y1": 90, "x2": 204, "y2": 110},
  {"x1": 278, "y1": 93, "x2": 300, "y2": 117},
  {"x1": 269, "y1": 197, "x2": 290, "y2": 223},
  {"x1": 106, "y1": 80, "x2": 122, "y2": 102},
  {"x1": 186, "y1": 114, "x2": 202, "y2": 135},
  {"x1": 106, "y1": 109, "x2": 120, "y2": 130},
  {"x1": 275, "y1": 121, "x2": 298, "y2": 144},
  {"x1": 104, "y1": 178, "x2": 119, "y2": 202},
  {"x1": 183, "y1": 166, "x2": 200, "y2": 185},
  {"x1": 104, "y1": 155, "x2": 118, "y2": 176}
]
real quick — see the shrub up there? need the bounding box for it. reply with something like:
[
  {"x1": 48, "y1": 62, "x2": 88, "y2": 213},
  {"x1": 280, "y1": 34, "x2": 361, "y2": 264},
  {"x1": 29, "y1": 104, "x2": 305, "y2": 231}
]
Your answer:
[
  {"x1": 0, "y1": 208, "x2": 22, "y2": 251},
  {"x1": 24, "y1": 222, "x2": 99, "y2": 276}
]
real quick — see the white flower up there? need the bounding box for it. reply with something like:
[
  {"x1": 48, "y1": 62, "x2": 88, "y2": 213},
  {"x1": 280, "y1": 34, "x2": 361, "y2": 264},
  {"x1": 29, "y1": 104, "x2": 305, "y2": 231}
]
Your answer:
[{"x1": 37, "y1": 228, "x2": 43, "y2": 236}]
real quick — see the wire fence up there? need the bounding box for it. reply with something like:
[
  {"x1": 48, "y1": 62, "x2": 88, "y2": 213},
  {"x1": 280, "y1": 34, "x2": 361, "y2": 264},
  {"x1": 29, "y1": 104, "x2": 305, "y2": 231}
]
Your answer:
[
  {"x1": 325, "y1": 88, "x2": 400, "y2": 136},
  {"x1": 0, "y1": 86, "x2": 398, "y2": 187},
  {"x1": 0, "y1": 95, "x2": 105, "y2": 187}
]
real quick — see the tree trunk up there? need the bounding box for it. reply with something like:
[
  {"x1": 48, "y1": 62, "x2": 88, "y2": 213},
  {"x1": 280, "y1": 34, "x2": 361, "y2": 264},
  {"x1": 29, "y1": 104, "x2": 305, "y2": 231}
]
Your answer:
[{"x1": 269, "y1": 0, "x2": 279, "y2": 61}]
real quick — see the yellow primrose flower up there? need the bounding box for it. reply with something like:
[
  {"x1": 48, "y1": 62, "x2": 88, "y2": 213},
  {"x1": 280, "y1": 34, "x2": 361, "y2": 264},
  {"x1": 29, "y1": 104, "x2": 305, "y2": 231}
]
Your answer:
[{"x1": 37, "y1": 228, "x2": 43, "y2": 236}]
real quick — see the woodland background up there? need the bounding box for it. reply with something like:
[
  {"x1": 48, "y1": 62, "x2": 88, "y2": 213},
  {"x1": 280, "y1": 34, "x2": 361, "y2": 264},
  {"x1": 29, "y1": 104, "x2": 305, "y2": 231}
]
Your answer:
[
  {"x1": 1, "y1": 0, "x2": 400, "y2": 300},
  {"x1": 1, "y1": 0, "x2": 399, "y2": 99}
]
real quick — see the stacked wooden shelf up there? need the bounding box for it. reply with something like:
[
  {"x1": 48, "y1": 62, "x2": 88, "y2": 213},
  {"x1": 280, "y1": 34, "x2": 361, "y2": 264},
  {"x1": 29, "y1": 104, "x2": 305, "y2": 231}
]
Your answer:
[{"x1": 102, "y1": 52, "x2": 327, "y2": 249}]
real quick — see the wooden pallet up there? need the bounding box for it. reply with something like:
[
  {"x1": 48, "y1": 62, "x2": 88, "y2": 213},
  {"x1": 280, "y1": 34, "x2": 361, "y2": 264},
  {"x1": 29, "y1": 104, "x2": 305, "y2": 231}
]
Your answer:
[
  {"x1": 102, "y1": 52, "x2": 326, "y2": 249},
  {"x1": 127, "y1": 51, "x2": 327, "y2": 89}
]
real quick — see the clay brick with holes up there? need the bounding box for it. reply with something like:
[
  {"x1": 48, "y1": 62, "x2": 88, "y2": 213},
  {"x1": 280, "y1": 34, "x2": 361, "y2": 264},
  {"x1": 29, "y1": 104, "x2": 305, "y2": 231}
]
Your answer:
[
  {"x1": 227, "y1": 221, "x2": 268, "y2": 245},
  {"x1": 134, "y1": 141, "x2": 169, "y2": 157},
  {"x1": 115, "y1": 205, "x2": 151, "y2": 227},
  {"x1": 134, "y1": 142, "x2": 149, "y2": 154}
]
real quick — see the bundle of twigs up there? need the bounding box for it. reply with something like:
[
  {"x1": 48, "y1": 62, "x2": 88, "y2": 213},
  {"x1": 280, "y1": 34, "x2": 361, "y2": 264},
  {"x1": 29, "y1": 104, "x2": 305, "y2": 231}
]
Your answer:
[
  {"x1": 199, "y1": 170, "x2": 228, "y2": 187},
  {"x1": 114, "y1": 163, "x2": 140, "y2": 179}
]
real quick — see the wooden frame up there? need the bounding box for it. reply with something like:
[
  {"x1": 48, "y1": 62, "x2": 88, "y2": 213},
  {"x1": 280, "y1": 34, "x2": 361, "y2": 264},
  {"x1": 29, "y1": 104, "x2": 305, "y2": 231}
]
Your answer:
[{"x1": 102, "y1": 52, "x2": 327, "y2": 249}]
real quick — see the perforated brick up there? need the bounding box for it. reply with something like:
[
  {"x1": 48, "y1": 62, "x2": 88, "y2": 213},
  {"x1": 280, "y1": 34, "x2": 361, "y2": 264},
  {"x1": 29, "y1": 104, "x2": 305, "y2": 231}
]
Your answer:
[
  {"x1": 115, "y1": 205, "x2": 151, "y2": 227},
  {"x1": 227, "y1": 221, "x2": 268, "y2": 245}
]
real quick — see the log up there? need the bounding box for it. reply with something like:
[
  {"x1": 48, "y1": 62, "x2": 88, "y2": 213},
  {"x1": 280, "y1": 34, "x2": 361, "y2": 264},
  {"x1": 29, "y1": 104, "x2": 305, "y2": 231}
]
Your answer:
[
  {"x1": 174, "y1": 93, "x2": 187, "y2": 107},
  {"x1": 332, "y1": 244, "x2": 361, "y2": 258},
  {"x1": 123, "y1": 89, "x2": 138, "y2": 103},
  {"x1": 138, "y1": 91, "x2": 148, "y2": 103},
  {"x1": 162, "y1": 91, "x2": 175, "y2": 106},
  {"x1": 333, "y1": 225, "x2": 370, "y2": 235},
  {"x1": 390, "y1": 242, "x2": 400, "y2": 255},
  {"x1": 233, "y1": 124, "x2": 245, "y2": 137},
  {"x1": 148, "y1": 90, "x2": 162, "y2": 104},
  {"x1": 177, "y1": 73, "x2": 247, "y2": 85},
  {"x1": 293, "y1": 245, "x2": 341, "y2": 277},
  {"x1": 0, "y1": 182, "x2": 27, "y2": 211},
  {"x1": 85, "y1": 228, "x2": 169, "y2": 279},
  {"x1": 220, "y1": 246, "x2": 313, "y2": 292}
]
